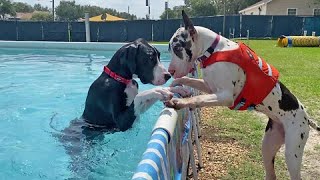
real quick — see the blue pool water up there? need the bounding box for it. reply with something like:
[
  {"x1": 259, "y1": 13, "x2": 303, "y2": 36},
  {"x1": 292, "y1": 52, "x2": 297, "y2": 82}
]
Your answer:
[{"x1": 0, "y1": 47, "x2": 171, "y2": 179}]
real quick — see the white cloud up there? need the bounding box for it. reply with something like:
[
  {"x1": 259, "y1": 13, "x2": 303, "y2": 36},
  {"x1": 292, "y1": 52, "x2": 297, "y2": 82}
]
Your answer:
[{"x1": 14, "y1": 0, "x2": 185, "y2": 19}]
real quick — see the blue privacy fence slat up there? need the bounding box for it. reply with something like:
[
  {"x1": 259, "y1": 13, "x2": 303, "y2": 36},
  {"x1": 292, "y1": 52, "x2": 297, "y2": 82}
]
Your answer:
[
  {"x1": 225, "y1": 15, "x2": 241, "y2": 38},
  {"x1": 162, "y1": 19, "x2": 182, "y2": 41},
  {"x1": 0, "y1": 16, "x2": 319, "y2": 42},
  {"x1": 193, "y1": 16, "x2": 224, "y2": 34},
  {"x1": 17, "y1": 21, "x2": 42, "y2": 41},
  {"x1": 91, "y1": 21, "x2": 127, "y2": 42},
  {"x1": 42, "y1": 22, "x2": 69, "y2": 41},
  {"x1": 304, "y1": 17, "x2": 320, "y2": 36},
  {"x1": 127, "y1": 20, "x2": 152, "y2": 41},
  {"x1": 152, "y1": 20, "x2": 165, "y2": 41},
  {"x1": 0, "y1": 21, "x2": 17, "y2": 40},
  {"x1": 89, "y1": 22, "x2": 100, "y2": 42},
  {"x1": 70, "y1": 22, "x2": 86, "y2": 42},
  {"x1": 272, "y1": 16, "x2": 304, "y2": 37},
  {"x1": 242, "y1": 15, "x2": 273, "y2": 38}
]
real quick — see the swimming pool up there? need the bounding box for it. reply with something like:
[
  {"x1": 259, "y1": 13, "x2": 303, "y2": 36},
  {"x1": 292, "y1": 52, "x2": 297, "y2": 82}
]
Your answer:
[{"x1": 0, "y1": 47, "x2": 172, "y2": 179}]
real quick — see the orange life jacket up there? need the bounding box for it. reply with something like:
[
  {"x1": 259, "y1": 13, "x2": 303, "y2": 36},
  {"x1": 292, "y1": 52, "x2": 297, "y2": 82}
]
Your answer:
[{"x1": 200, "y1": 42, "x2": 279, "y2": 110}]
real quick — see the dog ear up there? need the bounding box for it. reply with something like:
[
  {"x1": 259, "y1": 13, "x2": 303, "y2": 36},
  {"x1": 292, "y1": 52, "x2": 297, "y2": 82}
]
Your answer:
[
  {"x1": 119, "y1": 43, "x2": 138, "y2": 76},
  {"x1": 182, "y1": 10, "x2": 197, "y2": 40}
]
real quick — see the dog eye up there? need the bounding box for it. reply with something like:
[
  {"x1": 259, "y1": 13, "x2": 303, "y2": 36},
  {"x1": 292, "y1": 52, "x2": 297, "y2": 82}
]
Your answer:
[
  {"x1": 174, "y1": 45, "x2": 183, "y2": 51},
  {"x1": 173, "y1": 37, "x2": 178, "y2": 42},
  {"x1": 149, "y1": 57, "x2": 157, "y2": 66},
  {"x1": 181, "y1": 32, "x2": 188, "y2": 39},
  {"x1": 179, "y1": 40, "x2": 186, "y2": 47}
]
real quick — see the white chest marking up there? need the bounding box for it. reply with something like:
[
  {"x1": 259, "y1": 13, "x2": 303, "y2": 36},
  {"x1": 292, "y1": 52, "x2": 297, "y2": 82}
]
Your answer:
[{"x1": 124, "y1": 82, "x2": 138, "y2": 106}]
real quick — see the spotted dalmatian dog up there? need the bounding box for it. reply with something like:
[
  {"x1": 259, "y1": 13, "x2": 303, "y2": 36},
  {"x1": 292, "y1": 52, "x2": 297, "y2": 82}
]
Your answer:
[{"x1": 165, "y1": 11, "x2": 320, "y2": 180}]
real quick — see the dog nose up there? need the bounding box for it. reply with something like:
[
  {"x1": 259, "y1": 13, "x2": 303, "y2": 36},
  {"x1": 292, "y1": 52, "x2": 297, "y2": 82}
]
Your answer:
[
  {"x1": 164, "y1": 73, "x2": 171, "y2": 81},
  {"x1": 169, "y1": 70, "x2": 175, "y2": 76}
]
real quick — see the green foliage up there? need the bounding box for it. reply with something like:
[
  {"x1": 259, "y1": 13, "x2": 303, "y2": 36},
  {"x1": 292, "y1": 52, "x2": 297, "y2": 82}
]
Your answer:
[
  {"x1": 160, "y1": 5, "x2": 190, "y2": 19},
  {"x1": 0, "y1": 0, "x2": 16, "y2": 19},
  {"x1": 33, "y1": 4, "x2": 49, "y2": 12},
  {"x1": 160, "y1": 0, "x2": 262, "y2": 19},
  {"x1": 214, "y1": 0, "x2": 261, "y2": 15},
  {"x1": 160, "y1": 0, "x2": 216, "y2": 19},
  {"x1": 12, "y1": 2, "x2": 33, "y2": 13},
  {"x1": 184, "y1": 0, "x2": 191, "y2": 7},
  {"x1": 55, "y1": 1, "x2": 82, "y2": 21},
  {"x1": 189, "y1": 0, "x2": 216, "y2": 17},
  {"x1": 116, "y1": 11, "x2": 137, "y2": 20},
  {"x1": 31, "y1": 11, "x2": 53, "y2": 21},
  {"x1": 55, "y1": 1, "x2": 137, "y2": 21},
  {"x1": 81, "y1": 5, "x2": 106, "y2": 18},
  {"x1": 159, "y1": 9, "x2": 176, "y2": 20}
]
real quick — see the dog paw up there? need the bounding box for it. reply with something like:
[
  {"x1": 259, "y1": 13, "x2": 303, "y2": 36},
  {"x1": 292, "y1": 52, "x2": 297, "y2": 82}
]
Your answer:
[
  {"x1": 154, "y1": 88, "x2": 174, "y2": 101},
  {"x1": 170, "y1": 76, "x2": 188, "y2": 87},
  {"x1": 169, "y1": 86, "x2": 192, "y2": 98},
  {"x1": 164, "y1": 98, "x2": 189, "y2": 110}
]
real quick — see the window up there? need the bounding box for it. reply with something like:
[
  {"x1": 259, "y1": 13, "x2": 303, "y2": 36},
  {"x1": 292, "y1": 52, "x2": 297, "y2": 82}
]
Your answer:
[
  {"x1": 314, "y1": 9, "x2": 320, "y2": 16},
  {"x1": 287, "y1": 8, "x2": 297, "y2": 16}
]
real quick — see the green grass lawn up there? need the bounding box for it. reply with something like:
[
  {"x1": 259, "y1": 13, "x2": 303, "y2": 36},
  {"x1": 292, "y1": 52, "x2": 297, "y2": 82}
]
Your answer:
[
  {"x1": 205, "y1": 40, "x2": 320, "y2": 179},
  {"x1": 150, "y1": 41, "x2": 168, "y2": 45}
]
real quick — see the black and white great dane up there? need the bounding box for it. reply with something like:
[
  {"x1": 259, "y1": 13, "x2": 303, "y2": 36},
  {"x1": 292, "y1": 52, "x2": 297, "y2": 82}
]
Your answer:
[
  {"x1": 82, "y1": 38, "x2": 190, "y2": 131},
  {"x1": 165, "y1": 11, "x2": 320, "y2": 180}
]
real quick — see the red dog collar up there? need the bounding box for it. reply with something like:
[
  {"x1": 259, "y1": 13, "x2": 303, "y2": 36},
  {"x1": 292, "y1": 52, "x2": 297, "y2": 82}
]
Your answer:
[
  {"x1": 198, "y1": 35, "x2": 221, "y2": 68},
  {"x1": 103, "y1": 66, "x2": 131, "y2": 85}
]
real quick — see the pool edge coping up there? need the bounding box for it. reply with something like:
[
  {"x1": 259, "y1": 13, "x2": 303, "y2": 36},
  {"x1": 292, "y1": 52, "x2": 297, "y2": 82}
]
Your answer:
[{"x1": 0, "y1": 41, "x2": 169, "y2": 52}]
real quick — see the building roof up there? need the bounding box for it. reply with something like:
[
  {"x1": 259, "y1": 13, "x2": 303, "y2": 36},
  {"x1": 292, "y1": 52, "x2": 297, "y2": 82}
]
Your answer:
[
  {"x1": 7, "y1": 11, "x2": 48, "y2": 20},
  {"x1": 239, "y1": 0, "x2": 272, "y2": 13},
  {"x1": 16, "y1": 12, "x2": 33, "y2": 20},
  {"x1": 88, "y1": 13, "x2": 126, "y2": 22}
]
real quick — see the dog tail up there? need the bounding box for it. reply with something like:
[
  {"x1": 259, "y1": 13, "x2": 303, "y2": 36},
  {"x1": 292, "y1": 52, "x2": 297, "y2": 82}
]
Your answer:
[{"x1": 308, "y1": 118, "x2": 320, "y2": 132}]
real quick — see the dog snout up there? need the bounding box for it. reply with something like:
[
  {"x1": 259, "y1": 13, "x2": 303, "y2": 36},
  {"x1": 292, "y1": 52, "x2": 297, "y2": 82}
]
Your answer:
[{"x1": 164, "y1": 73, "x2": 171, "y2": 81}]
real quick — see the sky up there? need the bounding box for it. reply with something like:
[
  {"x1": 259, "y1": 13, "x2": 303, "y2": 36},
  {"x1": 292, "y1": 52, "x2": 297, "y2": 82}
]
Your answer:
[{"x1": 14, "y1": 0, "x2": 185, "y2": 19}]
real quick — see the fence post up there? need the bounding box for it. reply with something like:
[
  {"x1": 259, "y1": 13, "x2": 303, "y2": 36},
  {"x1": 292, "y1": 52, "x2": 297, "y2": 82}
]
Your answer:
[
  {"x1": 303, "y1": 30, "x2": 307, "y2": 36},
  {"x1": 247, "y1": 30, "x2": 250, "y2": 45},
  {"x1": 41, "y1": 22, "x2": 44, "y2": 41},
  {"x1": 96, "y1": 27, "x2": 100, "y2": 42},
  {"x1": 239, "y1": 14, "x2": 242, "y2": 39},
  {"x1": 85, "y1": 13, "x2": 91, "y2": 42},
  {"x1": 15, "y1": 19, "x2": 19, "y2": 41},
  {"x1": 302, "y1": 17, "x2": 306, "y2": 36},
  {"x1": 151, "y1": 22, "x2": 154, "y2": 42},
  {"x1": 188, "y1": 114, "x2": 198, "y2": 180},
  {"x1": 191, "y1": 110, "x2": 203, "y2": 168},
  {"x1": 68, "y1": 23, "x2": 71, "y2": 42},
  {"x1": 270, "y1": 16, "x2": 273, "y2": 38}
]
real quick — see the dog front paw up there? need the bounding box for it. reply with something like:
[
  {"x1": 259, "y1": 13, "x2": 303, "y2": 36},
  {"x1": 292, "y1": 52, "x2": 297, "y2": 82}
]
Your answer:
[
  {"x1": 169, "y1": 86, "x2": 192, "y2": 98},
  {"x1": 154, "y1": 88, "x2": 174, "y2": 102},
  {"x1": 164, "y1": 98, "x2": 189, "y2": 110},
  {"x1": 170, "y1": 76, "x2": 188, "y2": 87}
]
